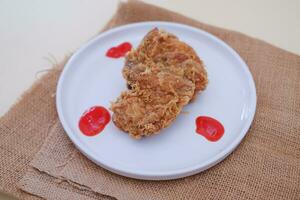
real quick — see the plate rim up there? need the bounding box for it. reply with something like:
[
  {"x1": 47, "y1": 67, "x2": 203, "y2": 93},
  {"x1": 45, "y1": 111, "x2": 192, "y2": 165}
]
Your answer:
[{"x1": 56, "y1": 21, "x2": 257, "y2": 180}]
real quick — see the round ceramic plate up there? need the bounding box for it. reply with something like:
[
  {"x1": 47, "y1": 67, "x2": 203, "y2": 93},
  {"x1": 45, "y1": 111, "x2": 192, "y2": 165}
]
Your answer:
[{"x1": 56, "y1": 22, "x2": 256, "y2": 180}]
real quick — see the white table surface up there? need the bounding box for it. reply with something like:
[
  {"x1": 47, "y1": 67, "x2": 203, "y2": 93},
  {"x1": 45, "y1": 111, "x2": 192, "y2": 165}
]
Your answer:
[{"x1": 0, "y1": 0, "x2": 299, "y2": 199}]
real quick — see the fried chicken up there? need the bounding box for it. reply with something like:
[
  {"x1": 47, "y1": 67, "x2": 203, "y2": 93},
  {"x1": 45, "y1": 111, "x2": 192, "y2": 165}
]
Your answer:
[{"x1": 111, "y1": 28, "x2": 208, "y2": 139}]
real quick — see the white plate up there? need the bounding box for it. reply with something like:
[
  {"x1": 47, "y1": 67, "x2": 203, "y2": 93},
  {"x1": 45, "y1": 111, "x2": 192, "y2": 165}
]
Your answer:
[{"x1": 56, "y1": 22, "x2": 256, "y2": 180}]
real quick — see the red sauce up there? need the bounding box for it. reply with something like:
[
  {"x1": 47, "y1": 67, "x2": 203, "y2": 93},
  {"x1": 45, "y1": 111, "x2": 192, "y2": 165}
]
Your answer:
[
  {"x1": 79, "y1": 106, "x2": 111, "y2": 136},
  {"x1": 106, "y1": 42, "x2": 132, "y2": 58},
  {"x1": 196, "y1": 116, "x2": 224, "y2": 142}
]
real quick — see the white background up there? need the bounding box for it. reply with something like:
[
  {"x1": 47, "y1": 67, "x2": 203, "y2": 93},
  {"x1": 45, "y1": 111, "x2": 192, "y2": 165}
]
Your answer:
[{"x1": 0, "y1": 0, "x2": 299, "y2": 199}]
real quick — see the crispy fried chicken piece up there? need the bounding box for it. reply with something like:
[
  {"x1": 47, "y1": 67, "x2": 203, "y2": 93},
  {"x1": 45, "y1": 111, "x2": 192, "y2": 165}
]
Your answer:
[
  {"x1": 124, "y1": 28, "x2": 208, "y2": 99},
  {"x1": 111, "y1": 28, "x2": 208, "y2": 139}
]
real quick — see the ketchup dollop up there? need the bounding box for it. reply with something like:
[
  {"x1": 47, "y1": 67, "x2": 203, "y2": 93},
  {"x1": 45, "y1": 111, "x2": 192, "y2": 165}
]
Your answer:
[
  {"x1": 196, "y1": 116, "x2": 224, "y2": 142},
  {"x1": 79, "y1": 106, "x2": 111, "y2": 136},
  {"x1": 106, "y1": 42, "x2": 132, "y2": 58}
]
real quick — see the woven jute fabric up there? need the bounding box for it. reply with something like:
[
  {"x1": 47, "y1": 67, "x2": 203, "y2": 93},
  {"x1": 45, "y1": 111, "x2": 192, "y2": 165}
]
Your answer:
[{"x1": 0, "y1": 1, "x2": 299, "y2": 199}]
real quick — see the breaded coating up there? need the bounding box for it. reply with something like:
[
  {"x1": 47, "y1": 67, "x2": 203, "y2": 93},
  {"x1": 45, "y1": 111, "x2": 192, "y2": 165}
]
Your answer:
[{"x1": 111, "y1": 28, "x2": 208, "y2": 139}]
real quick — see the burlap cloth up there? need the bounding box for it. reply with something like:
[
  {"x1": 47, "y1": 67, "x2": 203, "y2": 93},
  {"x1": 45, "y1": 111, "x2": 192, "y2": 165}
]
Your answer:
[{"x1": 0, "y1": 1, "x2": 299, "y2": 199}]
